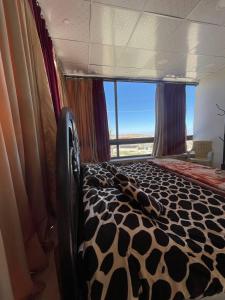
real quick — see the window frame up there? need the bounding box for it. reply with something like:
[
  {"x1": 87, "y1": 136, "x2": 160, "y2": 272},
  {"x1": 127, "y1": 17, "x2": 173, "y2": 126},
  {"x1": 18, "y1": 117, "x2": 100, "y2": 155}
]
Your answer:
[{"x1": 105, "y1": 79, "x2": 194, "y2": 159}]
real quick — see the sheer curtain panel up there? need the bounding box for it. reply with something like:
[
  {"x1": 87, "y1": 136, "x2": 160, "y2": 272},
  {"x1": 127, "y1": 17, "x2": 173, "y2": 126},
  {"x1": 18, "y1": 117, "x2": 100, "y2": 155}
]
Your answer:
[
  {"x1": 153, "y1": 83, "x2": 186, "y2": 156},
  {"x1": 0, "y1": 0, "x2": 56, "y2": 298}
]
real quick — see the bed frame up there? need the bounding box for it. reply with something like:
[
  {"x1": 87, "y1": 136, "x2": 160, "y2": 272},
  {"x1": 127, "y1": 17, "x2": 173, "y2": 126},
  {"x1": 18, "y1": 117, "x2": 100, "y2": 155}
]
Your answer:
[{"x1": 56, "y1": 107, "x2": 83, "y2": 300}]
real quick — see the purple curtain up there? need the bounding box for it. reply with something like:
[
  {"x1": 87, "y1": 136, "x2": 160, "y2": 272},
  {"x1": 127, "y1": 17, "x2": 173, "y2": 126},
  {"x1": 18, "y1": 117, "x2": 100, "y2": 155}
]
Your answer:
[
  {"x1": 29, "y1": 0, "x2": 61, "y2": 121},
  {"x1": 153, "y1": 83, "x2": 186, "y2": 156},
  {"x1": 92, "y1": 79, "x2": 110, "y2": 161}
]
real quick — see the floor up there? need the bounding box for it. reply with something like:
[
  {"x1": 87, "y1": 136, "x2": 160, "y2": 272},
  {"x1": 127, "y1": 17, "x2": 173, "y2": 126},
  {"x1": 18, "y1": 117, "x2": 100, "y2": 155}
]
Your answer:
[{"x1": 34, "y1": 250, "x2": 60, "y2": 300}]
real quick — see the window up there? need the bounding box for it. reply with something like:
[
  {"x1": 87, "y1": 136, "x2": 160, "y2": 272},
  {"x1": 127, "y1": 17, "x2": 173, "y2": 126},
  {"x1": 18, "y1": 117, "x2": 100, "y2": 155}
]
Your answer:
[
  {"x1": 186, "y1": 85, "x2": 196, "y2": 151},
  {"x1": 104, "y1": 81, "x2": 196, "y2": 159},
  {"x1": 104, "y1": 80, "x2": 156, "y2": 158}
]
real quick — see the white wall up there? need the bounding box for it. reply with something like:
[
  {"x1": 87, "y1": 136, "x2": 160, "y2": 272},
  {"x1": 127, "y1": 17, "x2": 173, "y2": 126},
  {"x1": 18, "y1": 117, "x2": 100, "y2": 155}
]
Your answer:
[{"x1": 194, "y1": 68, "x2": 225, "y2": 168}]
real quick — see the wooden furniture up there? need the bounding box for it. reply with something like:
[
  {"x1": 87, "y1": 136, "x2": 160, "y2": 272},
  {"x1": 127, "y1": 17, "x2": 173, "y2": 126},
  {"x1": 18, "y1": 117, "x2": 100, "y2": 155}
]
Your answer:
[
  {"x1": 187, "y1": 140, "x2": 213, "y2": 166},
  {"x1": 56, "y1": 107, "x2": 83, "y2": 300}
]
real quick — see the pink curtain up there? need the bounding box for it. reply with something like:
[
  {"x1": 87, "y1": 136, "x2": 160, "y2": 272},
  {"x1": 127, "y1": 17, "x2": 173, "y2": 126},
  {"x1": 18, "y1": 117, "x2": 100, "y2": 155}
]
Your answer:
[
  {"x1": 0, "y1": 0, "x2": 56, "y2": 297},
  {"x1": 28, "y1": 0, "x2": 61, "y2": 121},
  {"x1": 153, "y1": 83, "x2": 186, "y2": 156},
  {"x1": 65, "y1": 78, "x2": 110, "y2": 162},
  {"x1": 92, "y1": 79, "x2": 110, "y2": 162}
]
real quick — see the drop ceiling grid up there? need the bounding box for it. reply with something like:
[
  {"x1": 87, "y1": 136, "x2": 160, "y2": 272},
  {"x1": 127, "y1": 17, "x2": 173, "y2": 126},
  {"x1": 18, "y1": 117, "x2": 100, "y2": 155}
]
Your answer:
[
  {"x1": 143, "y1": 0, "x2": 201, "y2": 19},
  {"x1": 187, "y1": 0, "x2": 225, "y2": 26},
  {"x1": 87, "y1": 0, "x2": 93, "y2": 68},
  {"x1": 112, "y1": 0, "x2": 152, "y2": 69},
  {"x1": 38, "y1": 0, "x2": 225, "y2": 80}
]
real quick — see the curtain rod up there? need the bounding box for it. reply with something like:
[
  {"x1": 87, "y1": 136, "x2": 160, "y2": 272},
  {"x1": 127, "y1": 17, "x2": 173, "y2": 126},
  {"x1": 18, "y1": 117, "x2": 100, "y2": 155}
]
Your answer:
[{"x1": 64, "y1": 74, "x2": 199, "y2": 86}]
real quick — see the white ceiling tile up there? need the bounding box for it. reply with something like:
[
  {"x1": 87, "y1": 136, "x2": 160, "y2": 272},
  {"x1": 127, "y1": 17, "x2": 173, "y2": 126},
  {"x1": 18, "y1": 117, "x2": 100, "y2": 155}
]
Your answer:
[
  {"x1": 185, "y1": 71, "x2": 212, "y2": 80},
  {"x1": 38, "y1": 0, "x2": 90, "y2": 42},
  {"x1": 144, "y1": 0, "x2": 200, "y2": 18},
  {"x1": 184, "y1": 71, "x2": 198, "y2": 79},
  {"x1": 88, "y1": 65, "x2": 141, "y2": 77},
  {"x1": 183, "y1": 54, "x2": 225, "y2": 73},
  {"x1": 62, "y1": 62, "x2": 88, "y2": 74},
  {"x1": 90, "y1": 44, "x2": 123, "y2": 66},
  {"x1": 164, "y1": 21, "x2": 201, "y2": 53},
  {"x1": 116, "y1": 48, "x2": 153, "y2": 68},
  {"x1": 144, "y1": 51, "x2": 185, "y2": 70},
  {"x1": 129, "y1": 20, "x2": 200, "y2": 55},
  {"x1": 197, "y1": 72, "x2": 215, "y2": 80},
  {"x1": 39, "y1": 0, "x2": 225, "y2": 81},
  {"x1": 93, "y1": 0, "x2": 146, "y2": 10},
  {"x1": 191, "y1": 44, "x2": 225, "y2": 57},
  {"x1": 88, "y1": 65, "x2": 115, "y2": 76},
  {"x1": 53, "y1": 39, "x2": 89, "y2": 65},
  {"x1": 128, "y1": 13, "x2": 183, "y2": 51},
  {"x1": 91, "y1": 4, "x2": 140, "y2": 46},
  {"x1": 158, "y1": 54, "x2": 225, "y2": 76},
  {"x1": 163, "y1": 66, "x2": 187, "y2": 77},
  {"x1": 114, "y1": 67, "x2": 142, "y2": 77},
  {"x1": 138, "y1": 69, "x2": 165, "y2": 79},
  {"x1": 189, "y1": 24, "x2": 225, "y2": 56},
  {"x1": 188, "y1": 0, "x2": 225, "y2": 26}
]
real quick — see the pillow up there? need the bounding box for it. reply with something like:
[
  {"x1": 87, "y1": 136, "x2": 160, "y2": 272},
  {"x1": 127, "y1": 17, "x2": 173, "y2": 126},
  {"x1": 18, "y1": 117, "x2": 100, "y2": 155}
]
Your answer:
[
  {"x1": 118, "y1": 181, "x2": 165, "y2": 218},
  {"x1": 102, "y1": 163, "x2": 139, "y2": 186},
  {"x1": 101, "y1": 162, "x2": 118, "y2": 175},
  {"x1": 114, "y1": 172, "x2": 139, "y2": 187},
  {"x1": 86, "y1": 174, "x2": 113, "y2": 188}
]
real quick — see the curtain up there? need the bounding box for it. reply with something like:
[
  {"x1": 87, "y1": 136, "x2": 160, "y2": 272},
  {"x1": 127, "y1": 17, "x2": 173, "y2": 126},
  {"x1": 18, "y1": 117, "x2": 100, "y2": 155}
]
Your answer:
[
  {"x1": 54, "y1": 53, "x2": 69, "y2": 108},
  {"x1": 66, "y1": 79, "x2": 98, "y2": 162},
  {"x1": 153, "y1": 83, "x2": 186, "y2": 156},
  {"x1": 65, "y1": 78, "x2": 110, "y2": 162},
  {"x1": 28, "y1": 0, "x2": 61, "y2": 121},
  {"x1": 0, "y1": 231, "x2": 14, "y2": 300},
  {"x1": 0, "y1": 0, "x2": 56, "y2": 298},
  {"x1": 92, "y1": 79, "x2": 110, "y2": 162}
]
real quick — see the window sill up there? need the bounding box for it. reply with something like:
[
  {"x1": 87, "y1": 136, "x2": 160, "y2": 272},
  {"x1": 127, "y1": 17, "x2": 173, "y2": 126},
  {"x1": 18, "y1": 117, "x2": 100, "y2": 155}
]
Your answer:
[{"x1": 111, "y1": 155, "x2": 154, "y2": 163}]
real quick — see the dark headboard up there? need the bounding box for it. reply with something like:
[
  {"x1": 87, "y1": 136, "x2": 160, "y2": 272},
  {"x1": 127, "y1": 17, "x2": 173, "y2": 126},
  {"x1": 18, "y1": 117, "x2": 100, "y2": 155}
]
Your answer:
[{"x1": 56, "y1": 107, "x2": 82, "y2": 300}]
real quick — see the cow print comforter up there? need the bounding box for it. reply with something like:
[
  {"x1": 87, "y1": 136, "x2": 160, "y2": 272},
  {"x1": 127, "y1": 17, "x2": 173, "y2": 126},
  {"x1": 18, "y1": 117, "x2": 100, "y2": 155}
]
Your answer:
[{"x1": 79, "y1": 161, "x2": 225, "y2": 300}]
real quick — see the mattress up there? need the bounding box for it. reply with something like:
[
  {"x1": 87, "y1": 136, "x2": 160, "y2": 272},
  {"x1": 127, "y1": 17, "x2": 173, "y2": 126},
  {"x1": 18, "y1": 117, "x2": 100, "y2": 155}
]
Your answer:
[{"x1": 79, "y1": 161, "x2": 225, "y2": 300}]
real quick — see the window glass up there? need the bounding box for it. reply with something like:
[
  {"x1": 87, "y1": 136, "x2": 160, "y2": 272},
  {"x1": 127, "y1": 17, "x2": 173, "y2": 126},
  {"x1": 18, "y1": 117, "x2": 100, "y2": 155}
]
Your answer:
[
  {"x1": 186, "y1": 140, "x2": 193, "y2": 152},
  {"x1": 110, "y1": 145, "x2": 117, "y2": 158},
  {"x1": 186, "y1": 85, "x2": 196, "y2": 136},
  {"x1": 104, "y1": 81, "x2": 116, "y2": 139},
  {"x1": 119, "y1": 143, "x2": 153, "y2": 157},
  {"x1": 117, "y1": 82, "x2": 156, "y2": 139},
  {"x1": 105, "y1": 81, "x2": 196, "y2": 158}
]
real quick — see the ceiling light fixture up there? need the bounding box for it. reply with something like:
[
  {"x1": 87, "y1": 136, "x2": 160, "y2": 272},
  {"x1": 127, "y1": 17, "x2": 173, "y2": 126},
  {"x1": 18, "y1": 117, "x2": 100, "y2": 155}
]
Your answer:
[{"x1": 63, "y1": 18, "x2": 70, "y2": 25}]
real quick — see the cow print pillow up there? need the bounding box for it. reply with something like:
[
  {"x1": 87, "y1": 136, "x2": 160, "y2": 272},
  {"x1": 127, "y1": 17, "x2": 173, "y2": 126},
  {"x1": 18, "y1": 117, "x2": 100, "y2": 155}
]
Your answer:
[
  {"x1": 86, "y1": 174, "x2": 114, "y2": 188},
  {"x1": 114, "y1": 172, "x2": 139, "y2": 187},
  {"x1": 101, "y1": 162, "x2": 118, "y2": 175},
  {"x1": 102, "y1": 162, "x2": 139, "y2": 186},
  {"x1": 118, "y1": 180, "x2": 165, "y2": 218}
]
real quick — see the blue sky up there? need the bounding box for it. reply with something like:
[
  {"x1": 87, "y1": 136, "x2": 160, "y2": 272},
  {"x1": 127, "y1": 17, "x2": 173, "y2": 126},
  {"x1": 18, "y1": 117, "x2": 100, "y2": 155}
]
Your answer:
[
  {"x1": 104, "y1": 81, "x2": 196, "y2": 138},
  {"x1": 186, "y1": 85, "x2": 196, "y2": 135}
]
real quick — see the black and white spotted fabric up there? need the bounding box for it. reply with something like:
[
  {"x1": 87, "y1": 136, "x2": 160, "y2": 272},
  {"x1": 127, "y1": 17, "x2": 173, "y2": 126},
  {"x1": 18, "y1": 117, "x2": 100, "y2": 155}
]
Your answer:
[{"x1": 79, "y1": 161, "x2": 225, "y2": 300}]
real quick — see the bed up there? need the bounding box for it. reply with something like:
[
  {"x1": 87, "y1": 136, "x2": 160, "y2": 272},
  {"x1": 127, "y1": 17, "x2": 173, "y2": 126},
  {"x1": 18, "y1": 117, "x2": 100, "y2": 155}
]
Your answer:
[{"x1": 56, "y1": 108, "x2": 225, "y2": 300}]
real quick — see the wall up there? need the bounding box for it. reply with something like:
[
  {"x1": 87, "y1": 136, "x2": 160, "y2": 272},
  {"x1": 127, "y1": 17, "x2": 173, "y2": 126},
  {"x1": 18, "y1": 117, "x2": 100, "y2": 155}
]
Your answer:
[{"x1": 194, "y1": 68, "x2": 225, "y2": 168}]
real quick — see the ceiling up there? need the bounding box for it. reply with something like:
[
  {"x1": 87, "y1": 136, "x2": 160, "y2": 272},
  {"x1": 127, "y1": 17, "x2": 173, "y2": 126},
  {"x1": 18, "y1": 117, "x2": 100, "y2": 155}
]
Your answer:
[{"x1": 38, "y1": 0, "x2": 225, "y2": 82}]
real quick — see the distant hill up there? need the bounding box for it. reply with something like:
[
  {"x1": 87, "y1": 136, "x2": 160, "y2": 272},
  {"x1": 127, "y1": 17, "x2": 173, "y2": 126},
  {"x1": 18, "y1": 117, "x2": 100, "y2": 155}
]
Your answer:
[{"x1": 110, "y1": 133, "x2": 154, "y2": 139}]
